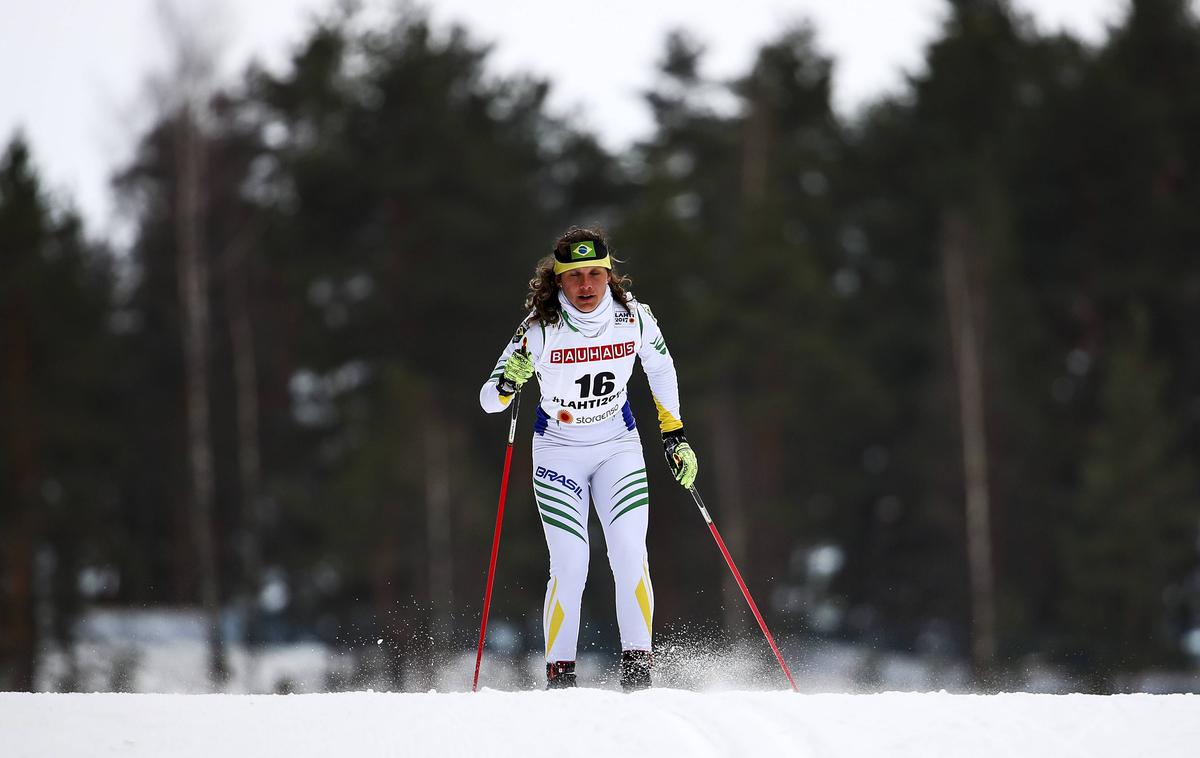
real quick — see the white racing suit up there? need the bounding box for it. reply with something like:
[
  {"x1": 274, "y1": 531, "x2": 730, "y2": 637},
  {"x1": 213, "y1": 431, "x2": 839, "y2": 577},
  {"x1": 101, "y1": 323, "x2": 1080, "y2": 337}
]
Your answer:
[{"x1": 479, "y1": 290, "x2": 682, "y2": 662}]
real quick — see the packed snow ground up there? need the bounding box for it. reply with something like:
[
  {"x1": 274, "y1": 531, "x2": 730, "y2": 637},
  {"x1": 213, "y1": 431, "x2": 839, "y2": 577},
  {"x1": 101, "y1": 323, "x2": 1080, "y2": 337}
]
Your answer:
[{"x1": 4, "y1": 689, "x2": 1198, "y2": 757}]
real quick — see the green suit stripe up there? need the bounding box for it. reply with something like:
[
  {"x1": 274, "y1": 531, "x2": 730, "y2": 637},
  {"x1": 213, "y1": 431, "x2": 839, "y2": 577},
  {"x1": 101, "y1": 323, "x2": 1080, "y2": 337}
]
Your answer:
[
  {"x1": 614, "y1": 468, "x2": 647, "y2": 486},
  {"x1": 537, "y1": 500, "x2": 584, "y2": 530},
  {"x1": 533, "y1": 487, "x2": 580, "y2": 514},
  {"x1": 541, "y1": 514, "x2": 586, "y2": 543},
  {"x1": 610, "y1": 498, "x2": 649, "y2": 525},
  {"x1": 613, "y1": 476, "x2": 647, "y2": 499},
  {"x1": 560, "y1": 310, "x2": 580, "y2": 333},
  {"x1": 533, "y1": 479, "x2": 581, "y2": 504},
  {"x1": 610, "y1": 486, "x2": 649, "y2": 511}
]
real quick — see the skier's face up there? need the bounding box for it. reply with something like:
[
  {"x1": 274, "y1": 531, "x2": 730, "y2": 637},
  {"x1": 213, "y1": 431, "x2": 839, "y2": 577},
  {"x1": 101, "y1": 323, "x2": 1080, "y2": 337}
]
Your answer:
[{"x1": 557, "y1": 267, "x2": 610, "y2": 312}]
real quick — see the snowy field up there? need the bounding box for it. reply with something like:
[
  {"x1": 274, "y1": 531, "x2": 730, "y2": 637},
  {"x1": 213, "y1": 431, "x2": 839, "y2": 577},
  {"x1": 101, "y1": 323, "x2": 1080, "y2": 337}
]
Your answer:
[
  {"x1": 4, "y1": 689, "x2": 1198, "y2": 757},
  {"x1": 20, "y1": 618, "x2": 1200, "y2": 756}
]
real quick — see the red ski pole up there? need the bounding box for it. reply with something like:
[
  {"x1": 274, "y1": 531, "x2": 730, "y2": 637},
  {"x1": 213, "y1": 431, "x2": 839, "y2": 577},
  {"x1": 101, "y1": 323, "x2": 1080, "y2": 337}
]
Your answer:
[
  {"x1": 689, "y1": 485, "x2": 798, "y2": 692},
  {"x1": 472, "y1": 368, "x2": 524, "y2": 692}
]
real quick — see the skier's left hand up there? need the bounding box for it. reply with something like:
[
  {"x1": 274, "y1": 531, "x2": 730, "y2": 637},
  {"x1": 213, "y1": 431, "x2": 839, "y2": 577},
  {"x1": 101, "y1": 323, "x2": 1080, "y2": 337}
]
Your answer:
[{"x1": 663, "y1": 430, "x2": 698, "y2": 489}]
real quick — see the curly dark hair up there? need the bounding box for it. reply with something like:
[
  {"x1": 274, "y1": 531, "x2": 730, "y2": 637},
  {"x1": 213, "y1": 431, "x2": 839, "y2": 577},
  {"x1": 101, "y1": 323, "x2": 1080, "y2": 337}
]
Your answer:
[{"x1": 524, "y1": 226, "x2": 632, "y2": 325}]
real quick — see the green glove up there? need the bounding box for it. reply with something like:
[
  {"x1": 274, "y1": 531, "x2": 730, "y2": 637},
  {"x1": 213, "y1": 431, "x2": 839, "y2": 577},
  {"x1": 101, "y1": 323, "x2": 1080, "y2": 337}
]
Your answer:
[
  {"x1": 663, "y1": 430, "x2": 698, "y2": 489},
  {"x1": 497, "y1": 349, "x2": 534, "y2": 396}
]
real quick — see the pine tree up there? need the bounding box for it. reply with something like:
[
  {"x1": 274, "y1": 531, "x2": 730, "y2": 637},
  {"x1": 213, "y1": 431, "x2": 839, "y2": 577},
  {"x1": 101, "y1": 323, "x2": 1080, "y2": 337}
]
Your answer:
[
  {"x1": 1060, "y1": 306, "x2": 1197, "y2": 688},
  {"x1": 0, "y1": 135, "x2": 120, "y2": 690}
]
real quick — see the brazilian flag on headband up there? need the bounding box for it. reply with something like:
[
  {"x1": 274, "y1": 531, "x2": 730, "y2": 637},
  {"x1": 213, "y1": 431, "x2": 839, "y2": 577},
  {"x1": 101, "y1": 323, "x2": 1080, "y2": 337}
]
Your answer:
[
  {"x1": 570, "y1": 241, "x2": 601, "y2": 260},
  {"x1": 553, "y1": 238, "x2": 611, "y2": 273}
]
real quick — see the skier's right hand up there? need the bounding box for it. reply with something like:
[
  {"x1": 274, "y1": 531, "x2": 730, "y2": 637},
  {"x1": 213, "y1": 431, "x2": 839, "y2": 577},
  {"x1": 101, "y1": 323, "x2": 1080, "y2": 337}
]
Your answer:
[{"x1": 497, "y1": 349, "x2": 534, "y2": 396}]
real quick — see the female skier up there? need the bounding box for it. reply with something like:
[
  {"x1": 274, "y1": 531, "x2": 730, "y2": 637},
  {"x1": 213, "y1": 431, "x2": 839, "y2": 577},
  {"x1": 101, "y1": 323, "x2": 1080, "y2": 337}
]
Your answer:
[{"x1": 479, "y1": 227, "x2": 697, "y2": 691}]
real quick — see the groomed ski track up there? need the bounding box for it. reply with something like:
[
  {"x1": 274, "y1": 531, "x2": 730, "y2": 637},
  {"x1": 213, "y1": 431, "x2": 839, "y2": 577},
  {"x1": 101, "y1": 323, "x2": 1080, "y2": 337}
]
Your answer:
[{"x1": 4, "y1": 689, "x2": 1198, "y2": 757}]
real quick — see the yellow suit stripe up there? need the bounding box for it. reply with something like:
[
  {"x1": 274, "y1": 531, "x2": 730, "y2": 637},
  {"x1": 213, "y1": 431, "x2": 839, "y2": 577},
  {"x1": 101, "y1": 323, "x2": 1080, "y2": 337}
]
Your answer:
[
  {"x1": 544, "y1": 577, "x2": 557, "y2": 628},
  {"x1": 653, "y1": 395, "x2": 682, "y2": 433},
  {"x1": 545, "y1": 576, "x2": 566, "y2": 657},
  {"x1": 546, "y1": 602, "x2": 566, "y2": 657},
  {"x1": 634, "y1": 578, "x2": 653, "y2": 638}
]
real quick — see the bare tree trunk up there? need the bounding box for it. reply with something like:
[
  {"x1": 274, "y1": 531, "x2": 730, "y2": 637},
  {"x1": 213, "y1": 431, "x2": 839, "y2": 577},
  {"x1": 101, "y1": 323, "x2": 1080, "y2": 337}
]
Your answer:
[
  {"x1": 741, "y1": 75, "x2": 772, "y2": 206},
  {"x1": 710, "y1": 391, "x2": 749, "y2": 637},
  {"x1": 373, "y1": 535, "x2": 404, "y2": 688},
  {"x1": 716, "y1": 74, "x2": 770, "y2": 641},
  {"x1": 224, "y1": 229, "x2": 264, "y2": 689},
  {"x1": 174, "y1": 105, "x2": 228, "y2": 686},
  {"x1": 425, "y1": 419, "x2": 454, "y2": 638},
  {"x1": 2, "y1": 294, "x2": 38, "y2": 690},
  {"x1": 941, "y1": 210, "x2": 997, "y2": 679}
]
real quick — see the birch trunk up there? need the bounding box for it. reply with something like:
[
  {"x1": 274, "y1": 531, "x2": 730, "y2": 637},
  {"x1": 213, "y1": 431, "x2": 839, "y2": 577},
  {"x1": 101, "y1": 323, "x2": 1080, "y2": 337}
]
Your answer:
[
  {"x1": 225, "y1": 229, "x2": 264, "y2": 686},
  {"x1": 174, "y1": 105, "x2": 228, "y2": 686},
  {"x1": 941, "y1": 210, "x2": 997, "y2": 678}
]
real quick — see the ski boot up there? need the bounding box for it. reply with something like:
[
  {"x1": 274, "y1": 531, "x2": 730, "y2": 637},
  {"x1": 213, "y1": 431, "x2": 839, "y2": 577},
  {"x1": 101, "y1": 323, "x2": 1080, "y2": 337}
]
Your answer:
[
  {"x1": 546, "y1": 660, "x2": 577, "y2": 689},
  {"x1": 620, "y1": 650, "x2": 652, "y2": 692}
]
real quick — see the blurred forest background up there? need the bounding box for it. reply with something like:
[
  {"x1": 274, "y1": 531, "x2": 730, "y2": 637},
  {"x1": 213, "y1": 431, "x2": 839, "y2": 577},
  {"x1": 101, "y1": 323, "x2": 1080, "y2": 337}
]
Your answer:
[{"x1": 3, "y1": 0, "x2": 1200, "y2": 694}]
